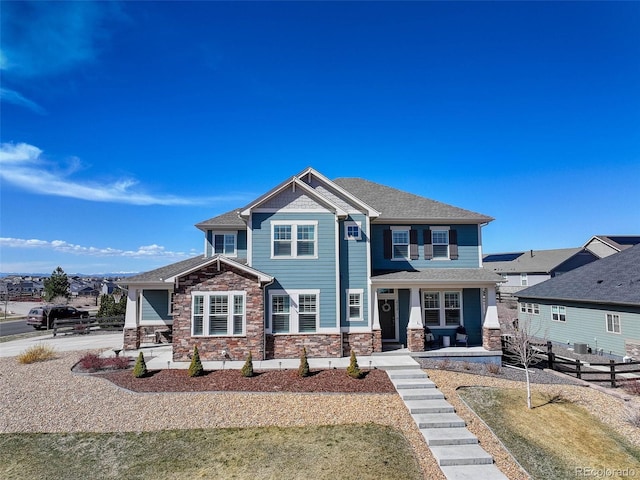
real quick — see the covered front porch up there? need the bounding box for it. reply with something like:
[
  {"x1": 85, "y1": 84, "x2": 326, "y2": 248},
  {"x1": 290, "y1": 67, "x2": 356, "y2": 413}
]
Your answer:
[{"x1": 370, "y1": 268, "x2": 504, "y2": 356}]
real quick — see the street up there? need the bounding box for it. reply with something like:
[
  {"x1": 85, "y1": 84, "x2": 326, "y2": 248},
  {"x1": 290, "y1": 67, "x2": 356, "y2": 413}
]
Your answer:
[{"x1": 0, "y1": 319, "x2": 36, "y2": 337}]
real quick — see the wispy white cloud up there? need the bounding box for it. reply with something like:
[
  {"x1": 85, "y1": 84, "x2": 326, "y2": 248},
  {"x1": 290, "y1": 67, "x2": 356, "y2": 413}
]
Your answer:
[
  {"x1": 0, "y1": 237, "x2": 196, "y2": 259},
  {"x1": 0, "y1": 88, "x2": 46, "y2": 114},
  {"x1": 0, "y1": 142, "x2": 245, "y2": 206}
]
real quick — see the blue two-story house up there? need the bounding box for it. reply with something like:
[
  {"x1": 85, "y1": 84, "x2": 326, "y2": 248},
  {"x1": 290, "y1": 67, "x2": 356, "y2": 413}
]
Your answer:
[{"x1": 123, "y1": 167, "x2": 503, "y2": 361}]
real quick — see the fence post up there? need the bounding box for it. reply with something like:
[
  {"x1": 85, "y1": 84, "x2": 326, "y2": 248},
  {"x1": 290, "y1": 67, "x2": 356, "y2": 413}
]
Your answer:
[
  {"x1": 547, "y1": 341, "x2": 554, "y2": 370},
  {"x1": 575, "y1": 359, "x2": 581, "y2": 379},
  {"x1": 610, "y1": 360, "x2": 616, "y2": 388}
]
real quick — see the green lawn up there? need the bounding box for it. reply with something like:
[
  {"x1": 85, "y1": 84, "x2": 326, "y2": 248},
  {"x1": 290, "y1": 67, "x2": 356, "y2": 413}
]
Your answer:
[
  {"x1": 458, "y1": 387, "x2": 640, "y2": 480},
  {"x1": 0, "y1": 424, "x2": 422, "y2": 480}
]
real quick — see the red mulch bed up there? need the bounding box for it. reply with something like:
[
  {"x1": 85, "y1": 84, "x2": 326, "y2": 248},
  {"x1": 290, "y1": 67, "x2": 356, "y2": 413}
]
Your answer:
[{"x1": 96, "y1": 368, "x2": 396, "y2": 394}]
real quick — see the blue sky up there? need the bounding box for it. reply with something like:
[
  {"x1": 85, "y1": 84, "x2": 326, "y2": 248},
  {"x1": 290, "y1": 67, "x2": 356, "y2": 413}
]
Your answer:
[{"x1": 1, "y1": 1, "x2": 639, "y2": 275}]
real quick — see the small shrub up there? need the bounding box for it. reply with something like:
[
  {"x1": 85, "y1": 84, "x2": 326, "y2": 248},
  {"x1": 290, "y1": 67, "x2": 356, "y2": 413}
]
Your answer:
[
  {"x1": 624, "y1": 406, "x2": 640, "y2": 427},
  {"x1": 132, "y1": 352, "x2": 147, "y2": 378},
  {"x1": 17, "y1": 345, "x2": 57, "y2": 364},
  {"x1": 241, "y1": 351, "x2": 254, "y2": 378},
  {"x1": 104, "y1": 356, "x2": 131, "y2": 370},
  {"x1": 346, "y1": 350, "x2": 363, "y2": 379},
  {"x1": 298, "y1": 347, "x2": 310, "y2": 377},
  {"x1": 621, "y1": 379, "x2": 640, "y2": 396},
  {"x1": 79, "y1": 353, "x2": 105, "y2": 371},
  {"x1": 485, "y1": 362, "x2": 501, "y2": 375},
  {"x1": 188, "y1": 345, "x2": 204, "y2": 377}
]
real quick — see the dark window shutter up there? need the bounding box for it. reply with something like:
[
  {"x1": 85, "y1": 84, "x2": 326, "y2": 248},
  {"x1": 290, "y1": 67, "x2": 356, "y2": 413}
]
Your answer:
[
  {"x1": 424, "y1": 229, "x2": 433, "y2": 260},
  {"x1": 410, "y1": 230, "x2": 418, "y2": 260},
  {"x1": 383, "y1": 230, "x2": 392, "y2": 259},
  {"x1": 449, "y1": 230, "x2": 459, "y2": 260}
]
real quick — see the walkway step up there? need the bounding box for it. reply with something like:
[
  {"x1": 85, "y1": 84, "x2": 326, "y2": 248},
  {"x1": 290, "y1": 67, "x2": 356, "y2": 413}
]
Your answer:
[
  {"x1": 420, "y1": 427, "x2": 478, "y2": 446},
  {"x1": 405, "y1": 399, "x2": 454, "y2": 414},
  {"x1": 391, "y1": 378, "x2": 436, "y2": 389},
  {"x1": 414, "y1": 413, "x2": 466, "y2": 429},
  {"x1": 440, "y1": 464, "x2": 509, "y2": 480},
  {"x1": 431, "y1": 444, "x2": 494, "y2": 466},
  {"x1": 398, "y1": 389, "x2": 445, "y2": 401},
  {"x1": 387, "y1": 370, "x2": 430, "y2": 380}
]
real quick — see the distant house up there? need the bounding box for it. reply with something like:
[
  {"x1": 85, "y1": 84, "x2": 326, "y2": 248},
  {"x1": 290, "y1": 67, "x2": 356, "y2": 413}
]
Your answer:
[
  {"x1": 122, "y1": 167, "x2": 503, "y2": 361},
  {"x1": 582, "y1": 235, "x2": 640, "y2": 259},
  {"x1": 483, "y1": 248, "x2": 599, "y2": 298},
  {"x1": 516, "y1": 244, "x2": 640, "y2": 359}
]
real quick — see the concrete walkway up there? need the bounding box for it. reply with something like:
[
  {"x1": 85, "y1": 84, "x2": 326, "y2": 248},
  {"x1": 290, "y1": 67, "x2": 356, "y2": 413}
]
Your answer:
[{"x1": 387, "y1": 359, "x2": 508, "y2": 480}]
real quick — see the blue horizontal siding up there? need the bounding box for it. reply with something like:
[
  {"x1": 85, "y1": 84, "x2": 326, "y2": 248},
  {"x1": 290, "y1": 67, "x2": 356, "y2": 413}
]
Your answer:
[
  {"x1": 371, "y1": 224, "x2": 480, "y2": 270},
  {"x1": 339, "y1": 214, "x2": 369, "y2": 327}
]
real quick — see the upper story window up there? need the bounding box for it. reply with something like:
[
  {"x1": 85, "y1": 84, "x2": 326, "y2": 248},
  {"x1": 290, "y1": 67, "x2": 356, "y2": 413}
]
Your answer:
[
  {"x1": 213, "y1": 233, "x2": 236, "y2": 256},
  {"x1": 392, "y1": 228, "x2": 410, "y2": 260},
  {"x1": 272, "y1": 221, "x2": 317, "y2": 258},
  {"x1": 551, "y1": 305, "x2": 566, "y2": 322},
  {"x1": 520, "y1": 273, "x2": 528, "y2": 286},
  {"x1": 384, "y1": 227, "x2": 418, "y2": 261},
  {"x1": 606, "y1": 313, "x2": 620, "y2": 334},
  {"x1": 432, "y1": 230, "x2": 449, "y2": 259},
  {"x1": 345, "y1": 221, "x2": 362, "y2": 240},
  {"x1": 520, "y1": 302, "x2": 540, "y2": 315},
  {"x1": 425, "y1": 228, "x2": 458, "y2": 260}
]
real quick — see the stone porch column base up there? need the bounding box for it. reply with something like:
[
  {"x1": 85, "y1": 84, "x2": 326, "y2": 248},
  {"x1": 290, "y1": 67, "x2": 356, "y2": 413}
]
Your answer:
[
  {"x1": 482, "y1": 327, "x2": 502, "y2": 351},
  {"x1": 408, "y1": 327, "x2": 425, "y2": 352}
]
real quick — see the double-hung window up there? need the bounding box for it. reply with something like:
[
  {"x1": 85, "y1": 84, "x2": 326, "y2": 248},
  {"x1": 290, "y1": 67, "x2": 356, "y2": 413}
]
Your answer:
[
  {"x1": 272, "y1": 221, "x2": 317, "y2": 258},
  {"x1": 551, "y1": 305, "x2": 566, "y2": 322},
  {"x1": 521, "y1": 273, "x2": 528, "y2": 286},
  {"x1": 347, "y1": 289, "x2": 363, "y2": 321},
  {"x1": 432, "y1": 229, "x2": 449, "y2": 259},
  {"x1": 191, "y1": 292, "x2": 245, "y2": 336},
  {"x1": 392, "y1": 227, "x2": 410, "y2": 260},
  {"x1": 520, "y1": 303, "x2": 540, "y2": 315},
  {"x1": 212, "y1": 233, "x2": 236, "y2": 256},
  {"x1": 422, "y1": 291, "x2": 462, "y2": 327},
  {"x1": 606, "y1": 313, "x2": 620, "y2": 334},
  {"x1": 270, "y1": 290, "x2": 319, "y2": 333}
]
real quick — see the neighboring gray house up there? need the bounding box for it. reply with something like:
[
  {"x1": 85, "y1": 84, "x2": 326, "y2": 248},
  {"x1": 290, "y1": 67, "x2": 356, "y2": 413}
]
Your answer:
[
  {"x1": 582, "y1": 235, "x2": 640, "y2": 259},
  {"x1": 483, "y1": 248, "x2": 599, "y2": 298},
  {"x1": 516, "y1": 244, "x2": 640, "y2": 359}
]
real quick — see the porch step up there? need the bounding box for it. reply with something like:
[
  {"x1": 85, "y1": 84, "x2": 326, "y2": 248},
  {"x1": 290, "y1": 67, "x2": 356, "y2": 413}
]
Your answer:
[
  {"x1": 440, "y1": 465, "x2": 509, "y2": 480},
  {"x1": 391, "y1": 378, "x2": 436, "y2": 389},
  {"x1": 414, "y1": 413, "x2": 467, "y2": 429},
  {"x1": 398, "y1": 389, "x2": 445, "y2": 401},
  {"x1": 431, "y1": 444, "x2": 494, "y2": 466},
  {"x1": 405, "y1": 399, "x2": 454, "y2": 414},
  {"x1": 420, "y1": 427, "x2": 478, "y2": 446}
]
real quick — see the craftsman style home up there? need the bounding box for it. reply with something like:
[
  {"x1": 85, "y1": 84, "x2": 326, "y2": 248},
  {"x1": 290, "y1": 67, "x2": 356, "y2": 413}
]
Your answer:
[{"x1": 123, "y1": 167, "x2": 503, "y2": 361}]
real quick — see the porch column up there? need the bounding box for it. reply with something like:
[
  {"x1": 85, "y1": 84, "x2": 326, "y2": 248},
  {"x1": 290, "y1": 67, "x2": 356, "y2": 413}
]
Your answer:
[
  {"x1": 371, "y1": 288, "x2": 382, "y2": 353},
  {"x1": 123, "y1": 288, "x2": 140, "y2": 350},
  {"x1": 482, "y1": 285, "x2": 502, "y2": 351},
  {"x1": 407, "y1": 287, "x2": 425, "y2": 352}
]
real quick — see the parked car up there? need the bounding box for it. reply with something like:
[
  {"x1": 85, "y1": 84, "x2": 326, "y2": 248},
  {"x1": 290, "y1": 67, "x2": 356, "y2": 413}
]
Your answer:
[{"x1": 26, "y1": 305, "x2": 90, "y2": 329}]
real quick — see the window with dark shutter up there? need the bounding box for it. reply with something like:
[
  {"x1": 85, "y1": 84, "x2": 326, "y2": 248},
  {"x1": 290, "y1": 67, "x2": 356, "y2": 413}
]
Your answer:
[
  {"x1": 424, "y1": 229, "x2": 433, "y2": 260},
  {"x1": 383, "y1": 230, "x2": 392, "y2": 259},
  {"x1": 449, "y1": 230, "x2": 459, "y2": 260},
  {"x1": 410, "y1": 229, "x2": 418, "y2": 260}
]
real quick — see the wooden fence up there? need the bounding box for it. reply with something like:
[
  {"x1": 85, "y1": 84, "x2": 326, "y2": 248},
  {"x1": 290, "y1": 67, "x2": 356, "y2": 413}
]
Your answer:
[
  {"x1": 52, "y1": 315, "x2": 124, "y2": 337},
  {"x1": 502, "y1": 338, "x2": 640, "y2": 388}
]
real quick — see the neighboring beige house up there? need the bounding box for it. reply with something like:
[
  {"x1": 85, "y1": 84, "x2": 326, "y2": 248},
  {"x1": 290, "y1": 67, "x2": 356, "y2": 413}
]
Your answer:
[{"x1": 583, "y1": 235, "x2": 640, "y2": 258}]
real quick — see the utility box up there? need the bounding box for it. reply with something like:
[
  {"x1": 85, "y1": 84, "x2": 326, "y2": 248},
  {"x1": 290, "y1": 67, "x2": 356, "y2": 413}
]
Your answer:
[{"x1": 574, "y1": 343, "x2": 588, "y2": 354}]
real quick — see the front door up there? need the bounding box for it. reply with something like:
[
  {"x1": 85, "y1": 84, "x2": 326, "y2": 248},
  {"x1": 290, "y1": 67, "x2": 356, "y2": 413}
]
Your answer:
[{"x1": 379, "y1": 299, "x2": 397, "y2": 341}]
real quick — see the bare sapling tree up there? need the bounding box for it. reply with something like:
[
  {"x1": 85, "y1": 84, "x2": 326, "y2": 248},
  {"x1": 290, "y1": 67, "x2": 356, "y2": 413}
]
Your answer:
[{"x1": 503, "y1": 314, "x2": 547, "y2": 409}]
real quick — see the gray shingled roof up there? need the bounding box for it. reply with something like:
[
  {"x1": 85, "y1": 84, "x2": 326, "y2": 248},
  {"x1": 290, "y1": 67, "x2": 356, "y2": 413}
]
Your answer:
[
  {"x1": 483, "y1": 248, "x2": 582, "y2": 274},
  {"x1": 333, "y1": 178, "x2": 493, "y2": 223},
  {"x1": 372, "y1": 268, "x2": 503, "y2": 283},
  {"x1": 123, "y1": 256, "x2": 212, "y2": 283},
  {"x1": 517, "y1": 244, "x2": 640, "y2": 306},
  {"x1": 196, "y1": 175, "x2": 494, "y2": 228},
  {"x1": 592, "y1": 235, "x2": 640, "y2": 252}
]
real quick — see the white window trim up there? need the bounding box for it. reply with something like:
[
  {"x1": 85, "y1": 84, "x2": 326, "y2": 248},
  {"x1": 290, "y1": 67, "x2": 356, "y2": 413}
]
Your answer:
[
  {"x1": 270, "y1": 220, "x2": 318, "y2": 259},
  {"x1": 519, "y1": 302, "x2": 540, "y2": 315},
  {"x1": 344, "y1": 221, "x2": 362, "y2": 240},
  {"x1": 605, "y1": 313, "x2": 621, "y2": 334},
  {"x1": 551, "y1": 305, "x2": 566, "y2": 322},
  {"x1": 268, "y1": 289, "x2": 321, "y2": 334},
  {"x1": 520, "y1": 273, "x2": 528, "y2": 286},
  {"x1": 346, "y1": 288, "x2": 364, "y2": 322},
  {"x1": 390, "y1": 226, "x2": 410, "y2": 261},
  {"x1": 212, "y1": 231, "x2": 238, "y2": 257},
  {"x1": 191, "y1": 291, "x2": 246, "y2": 337},
  {"x1": 430, "y1": 227, "x2": 450, "y2": 260},
  {"x1": 421, "y1": 290, "x2": 464, "y2": 328}
]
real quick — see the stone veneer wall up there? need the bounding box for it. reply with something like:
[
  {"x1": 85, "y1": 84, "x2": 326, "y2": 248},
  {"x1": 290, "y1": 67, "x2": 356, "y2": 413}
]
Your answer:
[
  {"x1": 407, "y1": 328, "x2": 425, "y2": 352},
  {"x1": 482, "y1": 327, "x2": 503, "y2": 351},
  {"x1": 266, "y1": 334, "x2": 342, "y2": 358},
  {"x1": 342, "y1": 332, "x2": 375, "y2": 356},
  {"x1": 123, "y1": 328, "x2": 140, "y2": 351},
  {"x1": 171, "y1": 262, "x2": 266, "y2": 362},
  {"x1": 372, "y1": 330, "x2": 383, "y2": 353}
]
